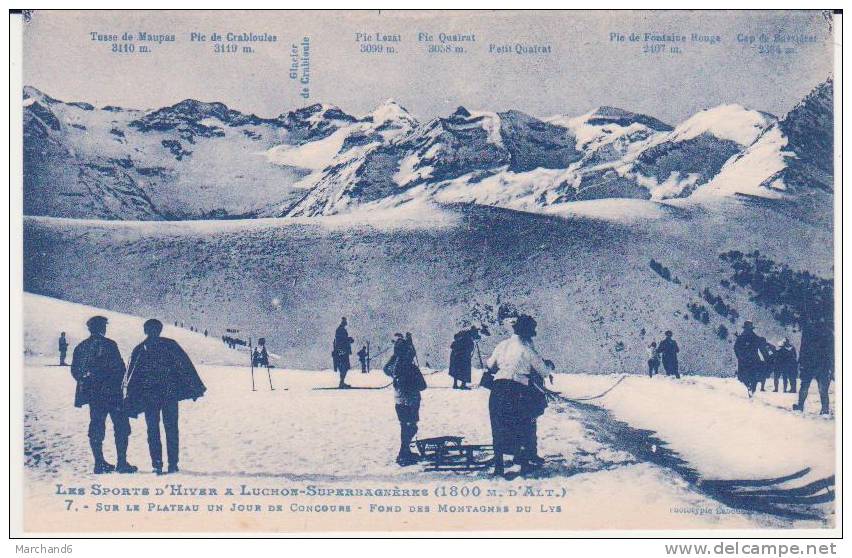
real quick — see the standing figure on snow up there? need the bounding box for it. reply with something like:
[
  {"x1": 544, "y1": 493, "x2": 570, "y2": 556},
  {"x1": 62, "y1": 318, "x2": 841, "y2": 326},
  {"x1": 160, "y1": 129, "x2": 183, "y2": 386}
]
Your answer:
[
  {"x1": 449, "y1": 326, "x2": 478, "y2": 390},
  {"x1": 357, "y1": 345, "x2": 369, "y2": 374},
  {"x1": 657, "y1": 331, "x2": 680, "y2": 379},
  {"x1": 252, "y1": 338, "x2": 269, "y2": 368},
  {"x1": 123, "y1": 319, "x2": 206, "y2": 475},
  {"x1": 333, "y1": 317, "x2": 354, "y2": 389},
  {"x1": 774, "y1": 338, "x2": 799, "y2": 393},
  {"x1": 734, "y1": 321, "x2": 770, "y2": 398},
  {"x1": 385, "y1": 332, "x2": 427, "y2": 465},
  {"x1": 70, "y1": 316, "x2": 136, "y2": 474},
  {"x1": 794, "y1": 314, "x2": 833, "y2": 415},
  {"x1": 58, "y1": 331, "x2": 69, "y2": 366},
  {"x1": 757, "y1": 341, "x2": 776, "y2": 392},
  {"x1": 646, "y1": 341, "x2": 660, "y2": 378},
  {"x1": 484, "y1": 315, "x2": 552, "y2": 477}
]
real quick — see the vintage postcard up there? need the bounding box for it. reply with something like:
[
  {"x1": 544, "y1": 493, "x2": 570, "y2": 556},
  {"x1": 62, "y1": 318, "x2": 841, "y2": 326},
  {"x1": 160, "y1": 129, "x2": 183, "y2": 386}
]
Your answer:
[{"x1": 12, "y1": 9, "x2": 839, "y2": 536}]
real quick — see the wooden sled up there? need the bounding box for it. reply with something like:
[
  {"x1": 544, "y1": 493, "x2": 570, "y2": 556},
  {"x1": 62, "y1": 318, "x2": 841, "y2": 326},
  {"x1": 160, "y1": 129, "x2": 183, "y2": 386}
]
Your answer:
[{"x1": 414, "y1": 436, "x2": 494, "y2": 471}]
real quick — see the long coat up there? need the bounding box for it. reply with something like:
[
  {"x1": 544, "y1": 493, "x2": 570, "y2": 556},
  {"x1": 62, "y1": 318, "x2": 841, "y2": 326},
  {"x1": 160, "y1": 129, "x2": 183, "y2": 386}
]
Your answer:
[
  {"x1": 70, "y1": 334, "x2": 126, "y2": 408},
  {"x1": 123, "y1": 337, "x2": 206, "y2": 418},
  {"x1": 448, "y1": 332, "x2": 474, "y2": 383},
  {"x1": 734, "y1": 330, "x2": 768, "y2": 387},
  {"x1": 333, "y1": 324, "x2": 352, "y2": 373}
]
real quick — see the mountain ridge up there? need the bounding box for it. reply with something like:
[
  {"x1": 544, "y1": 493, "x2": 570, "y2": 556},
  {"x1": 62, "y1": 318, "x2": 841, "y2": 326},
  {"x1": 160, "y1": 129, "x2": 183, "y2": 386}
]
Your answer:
[{"x1": 23, "y1": 79, "x2": 833, "y2": 221}]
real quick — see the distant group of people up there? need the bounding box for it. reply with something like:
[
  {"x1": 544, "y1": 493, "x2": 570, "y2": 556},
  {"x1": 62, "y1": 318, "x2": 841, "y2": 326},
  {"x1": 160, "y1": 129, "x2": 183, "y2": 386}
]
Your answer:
[
  {"x1": 69, "y1": 316, "x2": 205, "y2": 475},
  {"x1": 645, "y1": 330, "x2": 680, "y2": 378},
  {"x1": 222, "y1": 335, "x2": 247, "y2": 349},
  {"x1": 734, "y1": 319, "x2": 833, "y2": 414},
  {"x1": 641, "y1": 318, "x2": 833, "y2": 415}
]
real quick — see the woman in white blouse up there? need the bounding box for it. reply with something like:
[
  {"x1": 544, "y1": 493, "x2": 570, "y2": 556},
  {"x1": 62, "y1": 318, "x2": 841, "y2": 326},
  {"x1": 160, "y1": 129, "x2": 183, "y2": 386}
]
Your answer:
[{"x1": 485, "y1": 315, "x2": 551, "y2": 477}]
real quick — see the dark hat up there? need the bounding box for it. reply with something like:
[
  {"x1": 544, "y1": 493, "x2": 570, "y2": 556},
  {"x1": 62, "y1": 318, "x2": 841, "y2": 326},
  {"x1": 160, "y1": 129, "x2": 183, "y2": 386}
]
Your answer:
[
  {"x1": 86, "y1": 315, "x2": 108, "y2": 330},
  {"x1": 512, "y1": 314, "x2": 538, "y2": 337},
  {"x1": 743, "y1": 321, "x2": 755, "y2": 330}
]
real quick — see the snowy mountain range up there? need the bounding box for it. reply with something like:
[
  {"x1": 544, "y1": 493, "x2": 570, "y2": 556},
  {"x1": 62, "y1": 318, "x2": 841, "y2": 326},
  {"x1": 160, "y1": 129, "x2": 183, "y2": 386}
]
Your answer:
[{"x1": 23, "y1": 79, "x2": 833, "y2": 220}]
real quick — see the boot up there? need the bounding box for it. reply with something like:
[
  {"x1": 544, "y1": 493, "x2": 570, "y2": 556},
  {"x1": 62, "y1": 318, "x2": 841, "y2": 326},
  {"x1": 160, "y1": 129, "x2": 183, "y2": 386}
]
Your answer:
[
  {"x1": 90, "y1": 440, "x2": 115, "y2": 474},
  {"x1": 167, "y1": 464, "x2": 180, "y2": 474},
  {"x1": 116, "y1": 438, "x2": 137, "y2": 474}
]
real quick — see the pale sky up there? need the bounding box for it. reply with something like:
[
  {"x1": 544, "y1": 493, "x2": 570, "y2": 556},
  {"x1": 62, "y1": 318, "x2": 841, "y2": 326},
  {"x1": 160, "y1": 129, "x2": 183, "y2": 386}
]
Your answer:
[{"x1": 22, "y1": 10, "x2": 835, "y2": 124}]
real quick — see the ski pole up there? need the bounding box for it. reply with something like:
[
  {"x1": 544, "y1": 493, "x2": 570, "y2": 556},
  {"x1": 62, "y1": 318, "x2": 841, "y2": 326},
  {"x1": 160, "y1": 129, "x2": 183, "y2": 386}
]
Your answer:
[
  {"x1": 475, "y1": 341, "x2": 485, "y2": 369},
  {"x1": 250, "y1": 353, "x2": 256, "y2": 392},
  {"x1": 267, "y1": 365, "x2": 274, "y2": 391}
]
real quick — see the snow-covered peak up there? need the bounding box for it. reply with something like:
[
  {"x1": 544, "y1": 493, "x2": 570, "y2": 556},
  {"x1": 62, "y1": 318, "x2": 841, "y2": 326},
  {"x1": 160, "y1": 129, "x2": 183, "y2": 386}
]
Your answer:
[
  {"x1": 284, "y1": 102, "x2": 357, "y2": 126},
  {"x1": 670, "y1": 104, "x2": 776, "y2": 146},
  {"x1": 367, "y1": 99, "x2": 418, "y2": 130}
]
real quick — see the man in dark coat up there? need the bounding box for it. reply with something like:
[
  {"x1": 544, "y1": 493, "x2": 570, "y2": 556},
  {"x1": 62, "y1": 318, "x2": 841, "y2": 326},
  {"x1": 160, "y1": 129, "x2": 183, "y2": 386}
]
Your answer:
[
  {"x1": 657, "y1": 331, "x2": 680, "y2": 379},
  {"x1": 448, "y1": 327, "x2": 477, "y2": 390},
  {"x1": 773, "y1": 338, "x2": 798, "y2": 393},
  {"x1": 794, "y1": 315, "x2": 833, "y2": 415},
  {"x1": 123, "y1": 319, "x2": 206, "y2": 475},
  {"x1": 734, "y1": 321, "x2": 770, "y2": 397},
  {"x1": 70, "y1": 316, "x2": 136, "y2": 474},
  {"x1": 333, "y1": 317, "x2": 353, "y2": 388},
  {"x1": 58, "y1": 332, "x2": 69, "y2": 366}
]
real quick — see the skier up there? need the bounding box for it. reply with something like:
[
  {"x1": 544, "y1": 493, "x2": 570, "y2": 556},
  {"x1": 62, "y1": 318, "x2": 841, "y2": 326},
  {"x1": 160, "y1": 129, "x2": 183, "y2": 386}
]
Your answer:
[
  {"x1": 794, "y1": 314, "x2": 833, "y2": 415},
  {"x1": 333, "y1": 317, "x2": 353, "y2": 388},
  {"x1": 123, "y1": 319, "x2": 206, "y2": 475},
  {"x1": 775, "y1": 338, "x2": 799, "y2": 393},
  {"x1": 484, "y1": 315, "x2": 552, "y2": 477},
  {"x1": 448, "y1": 327, "x2": 477, "y2": 390},
  {"x1": 734, "y1": 321, "x2": 770, "y2": 398},
  {"x1": 657, "y1": 331, "x2": 680, "y2": 379},
  {"x1": 357, "y1": 345, "x2": 369, "y2": 374},
  {"x1": 58, "y1": 331, "x2": 69, "y2": 366},
  {"x1": 70, "y1": 316, "x2": 137, "y2": 474},
  {"x1": 252, "y1": 338, "x2": 269, "y2": 368},
  {"x1": 646, "y1": 341, "x2": 660, "y2": 378},
  {"x1": 386, "y1": 332, "x2": 427, "y2": 465}
]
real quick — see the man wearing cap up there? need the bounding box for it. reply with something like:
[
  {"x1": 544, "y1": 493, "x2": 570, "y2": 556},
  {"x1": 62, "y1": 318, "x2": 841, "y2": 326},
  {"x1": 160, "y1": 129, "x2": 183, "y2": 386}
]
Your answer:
[
  {"x1": 123, "y1": 319, "x2": 206, "y2": 475},
  {"x1": 70, "y1": 316, "x2": 137, "y2": 474},
  {"x1": 734, "y1": 321, "x2": 770, "y2": 398}
]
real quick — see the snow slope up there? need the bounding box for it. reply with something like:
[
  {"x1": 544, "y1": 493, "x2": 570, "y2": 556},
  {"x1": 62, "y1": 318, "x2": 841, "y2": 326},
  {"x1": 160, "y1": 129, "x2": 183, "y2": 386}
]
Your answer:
[
  {"x1": 23, "y1": 293, "x2": 249, "y2": 367},
  {"x1": 23, "y1": 198, "x2": 833, "y2": 375}
]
